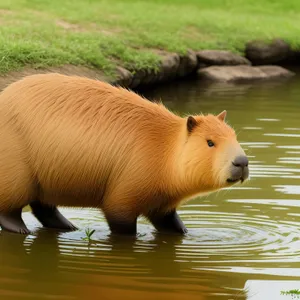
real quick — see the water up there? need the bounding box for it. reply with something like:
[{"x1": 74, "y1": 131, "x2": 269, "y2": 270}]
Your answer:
[{"x1": 1, "y1": 76, "x2": 300, "y2": 300}]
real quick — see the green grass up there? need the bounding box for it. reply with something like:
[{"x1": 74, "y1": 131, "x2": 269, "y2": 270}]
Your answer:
[{"x1": 0, "y1": 0, "x2": 300, "y2": 77}]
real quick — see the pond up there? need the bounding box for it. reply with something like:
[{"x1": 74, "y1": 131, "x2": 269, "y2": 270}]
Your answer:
[{"x1": 1, "y1": 75, "x2": 300, "y2": 300}]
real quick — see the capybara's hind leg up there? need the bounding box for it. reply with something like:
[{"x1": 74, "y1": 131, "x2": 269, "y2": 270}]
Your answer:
[
  {"x1": 0, "y1": 122, "x2": 35, "y2": 234},
  {"x1": 103, "y1": 205, "x2": 137, "y2": 235},
  {"x1": 30, "y1": 201, "x2": 77, "y2": 231},
  {"x1": 105, "y1": 214, "x2": 137, "y2": 235},
  {"x1": 0, "y1": 208, "x2": 30, "y2": 234},
  {"x1": 147, "y1": 210, "x2": 187, "y2": 235}
]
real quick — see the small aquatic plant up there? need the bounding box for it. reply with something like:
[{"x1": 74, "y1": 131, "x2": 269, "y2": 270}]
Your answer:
[
  {"x1": 83, "y1": 227, "x2": 95, "y2": 241},
  {"x1": 281, "y1": 289, "x2": 300, "y2": 298}
]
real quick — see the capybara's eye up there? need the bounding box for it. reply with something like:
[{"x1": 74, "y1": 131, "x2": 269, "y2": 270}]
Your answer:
[{"x1": 207, "y1": 140, "x2": 215, "y2": 147}]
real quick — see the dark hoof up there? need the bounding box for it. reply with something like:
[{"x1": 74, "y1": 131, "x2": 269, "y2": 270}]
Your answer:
[
  {"x1": 180, "y1": 227, "x2": 188, "y2": 235},
  {"x1": 158, "y1": 226, "x2": 188, "y2": 235},
  {"x1": 35, "y1": 212, "x2": 78, "y2": 231},
  {"x1": 30, "y1": 201, "x2": 77, "y2": 231},
  {"x1": 19, "y1": 228, "x2": 31, "y2": 235},
  {"x1": 50, "y1": 221, "x2": 77, "y2": 232},
  {"x1": 148, "y1": 210, "x2": 188, "y2": 235},
  {"x1": 0, "y1": 209, "x2": 30, "y2": 235}
]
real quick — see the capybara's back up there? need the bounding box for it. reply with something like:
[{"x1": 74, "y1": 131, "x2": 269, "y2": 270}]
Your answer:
[{"x1": 0, "y1": 73, "x2": 249, "y2": 235}]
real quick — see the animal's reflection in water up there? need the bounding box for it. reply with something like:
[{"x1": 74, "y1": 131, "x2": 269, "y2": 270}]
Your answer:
[{"x1": 0, "y1": 227, "x2": 246, "y2": 300}]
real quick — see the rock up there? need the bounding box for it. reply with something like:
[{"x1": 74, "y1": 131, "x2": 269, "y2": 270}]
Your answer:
[
  {"x1": 258, "y1": 65, "x2": 295, "y2": 78},
  {"x1": 157, "y1": 52, "x2": 180, "y2": 81},
  {"x1": 177, "y1": 50, "x2": 198, "y2": 77},
  {"x1": 245, "y1": 39, "x2": 292, "y2": 65},
  {"x1": 141, "y1": 69, "x2": 159, "y2": 86},
  {"x1": 197, "y1": 50, "x2": 251, "y2": 66},
  {"x1": 130, "y1": 69, "x2": 148, "y2": 88},
  {"x1": 112, "y1": 45, "x2": 295, "y2": 89},
  {"x1": 114, "y1": 66, "x2": 133, "y2": 87},
  {"x1": 133, "y1": 50, "x2": 197, "y2": 87},
  {"x1": 120, "y1": 52, "x2": 181, "y2": 88},
  {"x1": 197, "y1": 65, "x2": 294, "y2": 82}
]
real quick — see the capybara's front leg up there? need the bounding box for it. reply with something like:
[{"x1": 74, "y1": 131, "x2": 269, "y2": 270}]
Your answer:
[
  {"x1": 0, "y1": 208, "x2": 30, "y2": 234},
  {"x1": 147, "y1": 210, "x2": 187, "y2": 235},
  {"x1": 30, "y1": 201, "x2": 77, "y2": 231}
]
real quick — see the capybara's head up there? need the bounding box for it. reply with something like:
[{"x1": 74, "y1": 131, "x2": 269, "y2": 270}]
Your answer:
[{"x1": 182, "y1": 110, "x2": 249, "y2": 194}]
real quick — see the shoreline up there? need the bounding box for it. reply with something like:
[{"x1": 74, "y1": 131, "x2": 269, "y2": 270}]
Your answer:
[
  {"x1": 0, "y1": 39, "x2": 297, "y2": 91},
  {"x1": 113, "y1": 39, "x2": 297, "y2": 90}
]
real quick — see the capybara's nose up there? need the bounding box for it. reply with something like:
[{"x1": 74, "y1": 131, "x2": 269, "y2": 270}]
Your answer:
[
  {"x1": 232, "y1": 155, "x2": 248, "y2": 169},
  {"x1": 228, "y1": 155, "x2": 249, "y2": 183}
]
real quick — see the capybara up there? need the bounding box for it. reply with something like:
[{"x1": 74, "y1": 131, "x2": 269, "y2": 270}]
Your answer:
[{"x1": 0, "y1": 73, "x2": 249, "y2": 235}]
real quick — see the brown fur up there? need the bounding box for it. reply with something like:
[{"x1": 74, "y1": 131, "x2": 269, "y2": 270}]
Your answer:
[{"x1": 0, "y1": 73, "x2": 246, "y2": 228}]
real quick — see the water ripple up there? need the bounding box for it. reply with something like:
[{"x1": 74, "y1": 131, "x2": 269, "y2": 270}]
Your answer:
[{"x1": 3, "y1": 78, "x2": 300, "y2": 299}]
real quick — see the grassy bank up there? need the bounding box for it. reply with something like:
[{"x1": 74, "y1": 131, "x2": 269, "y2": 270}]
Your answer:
[{"x1": 0, "y1": 0, "x2": 299, "y2": 77}]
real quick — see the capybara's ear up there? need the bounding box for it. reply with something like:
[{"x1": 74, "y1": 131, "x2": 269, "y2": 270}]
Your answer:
[
  {"x1": 187, "y1": 116, "x2": 197, "y2": 133},
  {"x1": 217, "y1": 110, "x2": 227, "y2": 122}
]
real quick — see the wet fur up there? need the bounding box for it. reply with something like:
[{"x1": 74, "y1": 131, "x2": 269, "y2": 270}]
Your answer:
[{"x1": 0, "y1": 73, "x2": 244, "y2": 234}]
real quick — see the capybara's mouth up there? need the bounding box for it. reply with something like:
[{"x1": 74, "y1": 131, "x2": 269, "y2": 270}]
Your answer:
[{"x1": 227, "y1": 177, "x2": 244, "y2": 184}]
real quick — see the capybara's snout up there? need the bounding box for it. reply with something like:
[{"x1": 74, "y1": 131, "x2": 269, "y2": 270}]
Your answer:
[{"x1": 227, "y1": 155, "x2": 249, "y2": 184}]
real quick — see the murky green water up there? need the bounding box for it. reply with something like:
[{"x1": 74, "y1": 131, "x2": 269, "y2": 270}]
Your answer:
[{"x1": 2, "y1": 76, "x2": 300, "y2": 300}]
